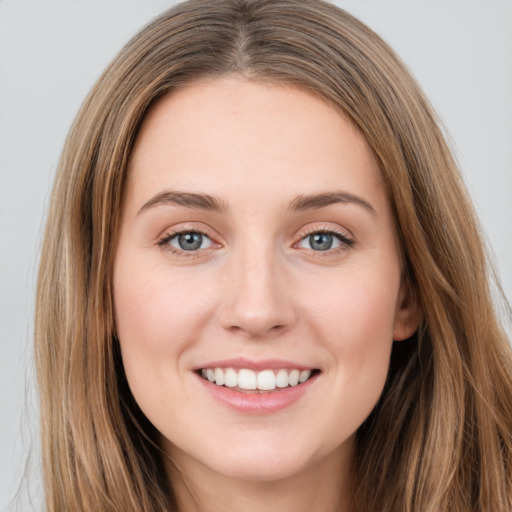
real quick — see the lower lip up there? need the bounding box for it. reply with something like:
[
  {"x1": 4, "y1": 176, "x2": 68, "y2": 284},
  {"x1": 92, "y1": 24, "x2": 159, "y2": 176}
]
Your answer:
[{"x1": 196, "y1": 373, "x2": 318, "y2": 414}]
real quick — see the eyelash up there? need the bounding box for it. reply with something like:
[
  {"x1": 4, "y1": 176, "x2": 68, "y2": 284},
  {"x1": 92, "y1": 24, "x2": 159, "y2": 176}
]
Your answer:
[
  {"x1": 157, "y1": 228, "x2": 215, "y2": 258},
  {"x1": 295, "y1": 226, "x2": 354, "y2": 259},
  {"x1": 156, "y1": 226, "x2": 354, "y2": 257}
]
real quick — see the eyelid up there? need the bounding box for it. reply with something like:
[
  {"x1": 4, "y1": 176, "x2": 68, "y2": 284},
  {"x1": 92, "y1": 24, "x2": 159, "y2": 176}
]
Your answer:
[
  {"x1": 298, "y1": 223, "x2": 354, "y2": 241},
  {"x1": 293, "y1": 223, "x2": 355, "y2": 251},
  {"x1": 156, "y1": 223, "x2": 222, "y2": 256},
  {"x1": 154, "y1": 222, "x2": 354, "y2": 258},
  {"x1": 167, "y1": 231, "x2": 214, "y2": 251}
]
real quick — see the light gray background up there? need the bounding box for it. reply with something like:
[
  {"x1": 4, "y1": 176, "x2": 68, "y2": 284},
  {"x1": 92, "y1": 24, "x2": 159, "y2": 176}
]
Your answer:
[{"x1": 1, "y1": 1, "x2": 511, "y2": 509}]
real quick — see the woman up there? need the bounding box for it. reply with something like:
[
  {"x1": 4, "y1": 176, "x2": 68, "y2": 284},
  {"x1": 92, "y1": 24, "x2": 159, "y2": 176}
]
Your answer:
[{"x1": 35, "y1": 0, "x2": 512, "y2": 510}]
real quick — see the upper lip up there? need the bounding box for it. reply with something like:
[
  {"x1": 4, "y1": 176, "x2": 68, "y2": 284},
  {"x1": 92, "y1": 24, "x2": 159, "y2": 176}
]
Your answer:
[{"x1": 193, "y1": 357, "x2": 317, "y2": 372}]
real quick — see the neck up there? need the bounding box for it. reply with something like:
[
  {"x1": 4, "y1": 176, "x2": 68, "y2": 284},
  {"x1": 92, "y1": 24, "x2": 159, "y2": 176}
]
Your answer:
[{"x1": 164, "y1": 446, "x2": 352, "y2": 512}]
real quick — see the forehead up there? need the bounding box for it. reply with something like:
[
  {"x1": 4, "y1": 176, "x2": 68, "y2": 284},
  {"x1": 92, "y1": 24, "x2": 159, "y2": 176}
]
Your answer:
[{"x1": 126, "y1": 77, "x2": 387, "y2": 212}]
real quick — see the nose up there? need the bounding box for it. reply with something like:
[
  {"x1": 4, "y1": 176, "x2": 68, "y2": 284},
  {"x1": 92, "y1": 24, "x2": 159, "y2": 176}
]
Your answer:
[{"x1": 218, "y1": 245, "x2": 297, "y2": 339}]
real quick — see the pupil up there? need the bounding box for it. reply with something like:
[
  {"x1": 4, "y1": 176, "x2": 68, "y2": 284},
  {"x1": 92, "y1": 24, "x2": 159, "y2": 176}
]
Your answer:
[
  {"x1": 178, "y1": 232, "x2": 202, "y2": 250},
  {"x1": 310, "y1": 233, "x2": 332, "y2": 251}
]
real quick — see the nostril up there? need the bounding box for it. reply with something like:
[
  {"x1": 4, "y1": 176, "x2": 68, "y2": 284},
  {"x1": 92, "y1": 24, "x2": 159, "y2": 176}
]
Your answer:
[{"x1": 227, "y1": 322, "x2": 288, "y2": 339}]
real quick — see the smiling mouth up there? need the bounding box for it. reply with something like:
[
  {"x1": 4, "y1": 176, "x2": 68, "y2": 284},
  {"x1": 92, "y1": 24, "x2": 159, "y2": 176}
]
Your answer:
[{"x1": 198, "y1": 367, "x2": 320, "y2": 393}]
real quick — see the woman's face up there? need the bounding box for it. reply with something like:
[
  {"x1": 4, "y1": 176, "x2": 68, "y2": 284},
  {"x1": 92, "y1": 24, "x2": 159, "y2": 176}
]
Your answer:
[{"x1": 113, "y1": 77, "x2": 418, "y2": 485}]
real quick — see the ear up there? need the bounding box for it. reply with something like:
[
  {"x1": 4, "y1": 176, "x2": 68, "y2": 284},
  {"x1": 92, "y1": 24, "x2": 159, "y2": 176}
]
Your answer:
[{"x1": 392, "y1": 278, "x2": 421, "y2": 341}]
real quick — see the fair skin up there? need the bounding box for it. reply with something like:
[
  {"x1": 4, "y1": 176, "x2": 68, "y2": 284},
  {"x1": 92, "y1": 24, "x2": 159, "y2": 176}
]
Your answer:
[{"x1": 113, "y1": 77, "x2": 419, "y2": 512}]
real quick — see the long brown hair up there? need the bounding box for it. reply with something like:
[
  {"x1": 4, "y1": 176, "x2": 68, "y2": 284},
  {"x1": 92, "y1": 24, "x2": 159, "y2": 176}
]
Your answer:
[{"x1": 35, "y1": 1, "x2": 512, "y2": 510}]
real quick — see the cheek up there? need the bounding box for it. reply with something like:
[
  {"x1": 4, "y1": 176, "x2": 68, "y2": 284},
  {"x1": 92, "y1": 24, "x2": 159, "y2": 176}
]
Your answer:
[
  {"x1": 311, "y1": 269, "x2": 399, "y2": 340},
  {"x1": 112, "y1": 261, "x2": 215, "y2": 396},
  {"x1": 115, "y1": 262, "x2": 207, "y2": 343},
  {"x1": 305, "y1": 266, "x2": 400, "y2": 390},
  {"x1": 112, "y1": 259, "x2": 222, "y2": 435}
]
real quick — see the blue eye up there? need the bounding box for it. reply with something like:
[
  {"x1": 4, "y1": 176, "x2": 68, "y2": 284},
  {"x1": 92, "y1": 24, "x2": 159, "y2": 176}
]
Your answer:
[
  {"x1": 298, "y1": 232, "x2": 350, "y2": 251},
  {"x1": 167, "y1": 232, "x2": 213, "y2": 251},
  {"x1": 310, "y1": 233, "x2": 335, "y2": 251}
]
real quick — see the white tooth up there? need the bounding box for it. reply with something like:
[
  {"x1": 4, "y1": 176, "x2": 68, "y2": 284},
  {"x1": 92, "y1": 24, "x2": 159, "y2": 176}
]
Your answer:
[
  {"x1": 224, "y1": 368, "x2": 238, "y2": 387},
  {"x1": 238, "y1": 369, "x2": 257, "y2": 390},
  {"x1": 276, "y1": 369, "x2": 289, "y2": 388},
  {"x1": 201, "y1": 369, "x2": 207, "y2": 379},
  {"x1": 206, "y1": 369, "x2": 215, "y2": 382},
  {"x1": 214, "y1": 368, "x2": 224, "y2": 386},
  {"x1": 299, "y1": 370, "x2": 311, "y2": 383},
  {"x1": 289, "y1": 369, "x2": 300, "y2": 386},
  {"x1": 257, "y1": 370, "x2": 276, "y2": 390}
]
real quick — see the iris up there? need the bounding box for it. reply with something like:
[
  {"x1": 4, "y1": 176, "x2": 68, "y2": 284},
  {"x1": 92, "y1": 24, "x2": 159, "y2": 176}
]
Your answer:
[{"x1": 309, "y1": 233, "x2": 334, "y2": 251}]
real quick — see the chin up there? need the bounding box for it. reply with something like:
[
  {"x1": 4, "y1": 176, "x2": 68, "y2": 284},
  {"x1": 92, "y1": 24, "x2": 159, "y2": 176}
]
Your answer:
[
  {"x1": 206, "y1": 453, "x2": 310, "y2": 482},
  {"x1": 191, "y1": 431, "x2": 344, "y2": 483}
]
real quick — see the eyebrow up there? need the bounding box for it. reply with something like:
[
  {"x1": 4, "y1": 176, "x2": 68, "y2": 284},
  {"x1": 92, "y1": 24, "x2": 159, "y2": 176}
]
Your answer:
[
  {"x1": 138, "y1": 191, "x2": 227, "y2": 214},
  {"x1": 288, "y1": 191, "x2": 377, "y2": 215},
  {"x1": 138, "y1": 189, "x2": 376, "y2": 216}
]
